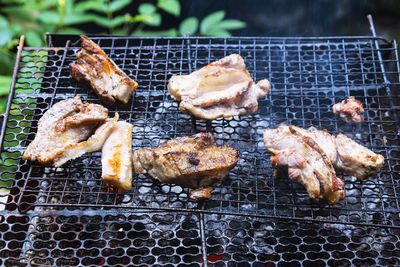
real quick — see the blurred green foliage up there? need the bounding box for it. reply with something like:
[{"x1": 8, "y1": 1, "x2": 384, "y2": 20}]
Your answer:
[{"x1": 0, "y1": 0, "x2": 246, "y2": 113}]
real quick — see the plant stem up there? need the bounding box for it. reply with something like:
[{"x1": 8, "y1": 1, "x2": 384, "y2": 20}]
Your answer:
[{"x1": 107, "y1": 0, "x2": 113, "y2": 34}]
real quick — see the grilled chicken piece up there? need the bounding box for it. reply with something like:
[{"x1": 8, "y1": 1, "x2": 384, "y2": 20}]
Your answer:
[
  {"x1": 168, "y1": 54, "x2": 271, "y2": 120},
  {"x1": 264, "y1": 125, "x2": 344, "y2": 204},
  {"x1": 23, "y1": 96, "x2": 117, "y2": 167},
  {"x1": 70, "y1": 36, "x2": 138, "y2": 105},
  {"x1": 332, "y1": 96, "x2": 364, "y2": 123},
  {"x1": 334, "y1": 133, "x2": 384, "y2": 179},
  {"x1": 132, "y1": 133, "x2": 239, "y2": 199},
  {"x1": 264, "y1": 125, "x2": 385, "y2": 203},
  {"x1": 102, "y1": 121, "x2": 133, "y2": 191},
  {"x1": 291, "y1": 126, "x2": 384, "y2": 180}
]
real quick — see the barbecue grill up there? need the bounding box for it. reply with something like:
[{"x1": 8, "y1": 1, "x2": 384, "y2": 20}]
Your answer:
[{"x1": 1, "y1": 17, "x2": 400, "y2": 266}]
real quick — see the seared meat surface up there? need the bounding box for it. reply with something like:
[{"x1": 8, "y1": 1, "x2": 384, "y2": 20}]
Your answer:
[
  {"x1": 102, "y1": 121, "x2": 133, "y2": 191},
  {"x1": 334, "y1": 133, "x2": 384, "y2": 179},
  {"x1": 263, "y1": 125, "x2": 385, "y2": 203},
  {"x1": 264, "y1": 125, "x2": 344, "y2": 204},
  {"x1": 23, "y1": 96, "x2": 117, "y2": 167},
  {"x1": 332, "y1": 96, "x2": 364, "y2": 123},
  {"x1": 292, "y1": 126, "x2": 384, "y2": 180},
  {"x1": 132, "y1": 133, "x2": 238, "y2": 199},
  {"x1": 168, "y1": 54, "x2": 270, "y2": 120},
  {"x1": 70, "y1": 36, "x2": 138, "y2": 105}
]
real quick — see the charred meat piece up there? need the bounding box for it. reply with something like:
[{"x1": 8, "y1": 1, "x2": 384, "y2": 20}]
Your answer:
[
  {"x1": 132, "y1": 133, "x2": 239, "y2": 199},
  {"x1": 264, "y1": 125, "x2": 344, "y2": 204},
  {"x1": 332, "y1": 96, "x2": 364, "y2": 123},
  {"x1": 70, "y1": 36, "x2": 138, "y2": 105},
  {"x1": 102, "y1": 121, "x2": 133, "y2": 191},
  {"x1": 23, "y1": 96, "x2": 117, "y2": 167},
  {"x1": 291, "y1": 126, "x2": 384, "y2": 180},
  {"x1": 168, "y1": 54, "x2": 271, "y2": 120}
]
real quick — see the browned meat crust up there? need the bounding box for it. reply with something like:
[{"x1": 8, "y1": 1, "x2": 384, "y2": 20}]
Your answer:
[{"x1": 70, "y1": 36, "x2": 138, "y2": 105}]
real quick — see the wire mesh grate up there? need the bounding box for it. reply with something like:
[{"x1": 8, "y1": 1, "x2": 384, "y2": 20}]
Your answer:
[
  {"x1": 1, "y1": 211, "x2": 400, "y2": 266},
  {"x1": 0, "y1": 36, "x2": 399, "y2": 231}
]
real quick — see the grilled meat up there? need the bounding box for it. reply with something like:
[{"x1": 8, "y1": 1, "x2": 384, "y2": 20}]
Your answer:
[
  {"x1": 23, "y1": 96, "x2": 117, "y2": 167},
  {"x1": 132, "y1": 133, "x2": 239, "y2": 199},
  {"x1": 263, "y1": 125, "x2": 385, "y2": 203},
  {"x1": 102, "y1": 121, "x2": 133, "y2": 191},
  {"x1": 53, "y1": 114, "x2": 118, "y2": 167},
  {"x1": 70, "y1": 36, "x2": 138, "y2": 105},
  {"x1": 263, "y1": 125, "x2": 344, "y2": 204},
  {"x1": 332, "y1": 96, "x2": 364, "y2": 123},
  {"x1": 168, "y1": 54, "x2": 271, "y2": 120},
  {"x1": 334, "y1": 133, "x2": 384, "y2": 179},
  {"x1": 292, "y1": 126, "x2": 384, "y2": 179}
]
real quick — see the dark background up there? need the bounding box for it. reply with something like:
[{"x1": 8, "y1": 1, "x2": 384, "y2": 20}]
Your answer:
[
  {"x1": 182, "y1": 0, "x2": 400, "y2": 39},
  {"x1": 75, "y1": 0, "x2": 400, "y2": 40},
  {"x1": 152, "y1": 0, "x2": 400, "y2": 40}
]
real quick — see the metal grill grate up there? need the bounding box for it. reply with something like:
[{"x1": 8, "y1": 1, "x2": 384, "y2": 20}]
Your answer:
[
  {"x1": 1, "y1": 211, "x2": 400, "y2": 266},
  {"x1": 1, "y1": 36, "x2": 400, "y2": 227}
]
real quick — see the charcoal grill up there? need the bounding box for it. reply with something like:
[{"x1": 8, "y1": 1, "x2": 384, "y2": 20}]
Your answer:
[{"x1": 1, "y1": 17, "x2": 400, "y2": 266}]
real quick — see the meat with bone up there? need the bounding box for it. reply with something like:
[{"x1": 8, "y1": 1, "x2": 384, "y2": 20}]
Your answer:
[
  {"x1": 132, "y1": 133, "x2": 238, "y2": 200},
  {"x1": 102, "y1": 121, "x2": 133, "y2": 191},
  {"x1": 168, "y1": 54, "x2": 271, "y2": 120},
  {"x1": 263, "y1": 125, "x2": 344, "y2": 204},
  {"x1": 23, "y1": 96, "x2": 117, "y2": 167},
  {"x1": 332, "y1": 96, "x2": 364, "y2": 123},
  {"x1": 70, "y1": 36, "x2": 138, "y2": 105}
]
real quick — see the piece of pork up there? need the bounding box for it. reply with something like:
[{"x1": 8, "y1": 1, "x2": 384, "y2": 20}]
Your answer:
[
  {"x1": 263, "y1": 125, "x2": 344, "y2": 204},
  {"x1": 23, "y1": 96, "x2": 116, "y2": 167},
  {"x1": 332, "y1": 96, "x2": 365, "y2": 123},
  {"x1": 168, "y1": 54, "x2": 270, "y2": 120},
  {"x1": 102, "y1": 121, "x2": 133, "y2": 191},
  {"x1": 291, "y1": 126, "x2": 384, "y2": 180},
  {"x1": 70, "y1": 35, "x2": 138, "y2": 105},
  {"x1": 132, "y1": 133, "x2": 238, "y2": 200}
]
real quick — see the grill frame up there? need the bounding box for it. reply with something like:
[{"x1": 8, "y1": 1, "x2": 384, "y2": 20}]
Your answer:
[{"x1": 0, "y1": 30, "x2": 400, "y2": 265}]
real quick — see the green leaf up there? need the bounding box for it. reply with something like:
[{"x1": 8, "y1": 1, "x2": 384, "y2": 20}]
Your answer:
[
  {"x1": 0, "y1": 16, "x2": 8, "y2": 28},
  {"x1": 179, "y1": 17, "x2": 198, "y2": 36},
  {"x1": 74, "y1": 0, "x2": 107, "y2": 13},
  {"x1": 200, "y1": 10, "x2": 225, "y2": 34},
  {"x1": 138, "y1": 3, "x2": 156, "y2": 15},
  {"x1": 0, "y1": 28, "x2": 12, "y2": 46},
  {"x1": 0, "y1": 48, "x2": 15, "y2": 76},
  {"x1": 203, "y1": 29, "x2": 231, "y2": 37},
  {"x1": 142, "y1": 13, "x2": 161, "y2": 26},
  {"x1": 110, "y1": 16, "x2": 127, "y2": 28},
  {"x1": 133, "y1": 28, "x2": 178, "y2": 37},
  {"x1": 217, "y1": 19, "x2": 245, "y2": 30},
  {"x1": 109, "y1": 0, "x2": 131, "y2": 12},
  {"x1": 157, "y1": 0, "x2": 180, "y2": 17},
  {"x1": 37, "y1": 0, "x2": 58, "y2": 10},
  {"x1": 25, "y1": 30, "x2": 43, "y2": 47},
  {"x1": 0, "y1": 76, "x2": 12, "y2": 96},
  {"x1": 38, "y1": 11, "x2": 59, "y2": 24},
  {"x1": 63, "y1": 13, "x2": 95, "y2": 25},
  {"x1": 0, "y1": 97, "x2": 7, "y2": 113},
  {"x1": 92, "y1": 16, "x2": 111, "y2": 28}
]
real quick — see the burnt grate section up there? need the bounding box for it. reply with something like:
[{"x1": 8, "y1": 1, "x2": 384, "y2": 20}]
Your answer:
[{"x1": 0, "y1": 36, "x2": 399, "y2": 230}]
